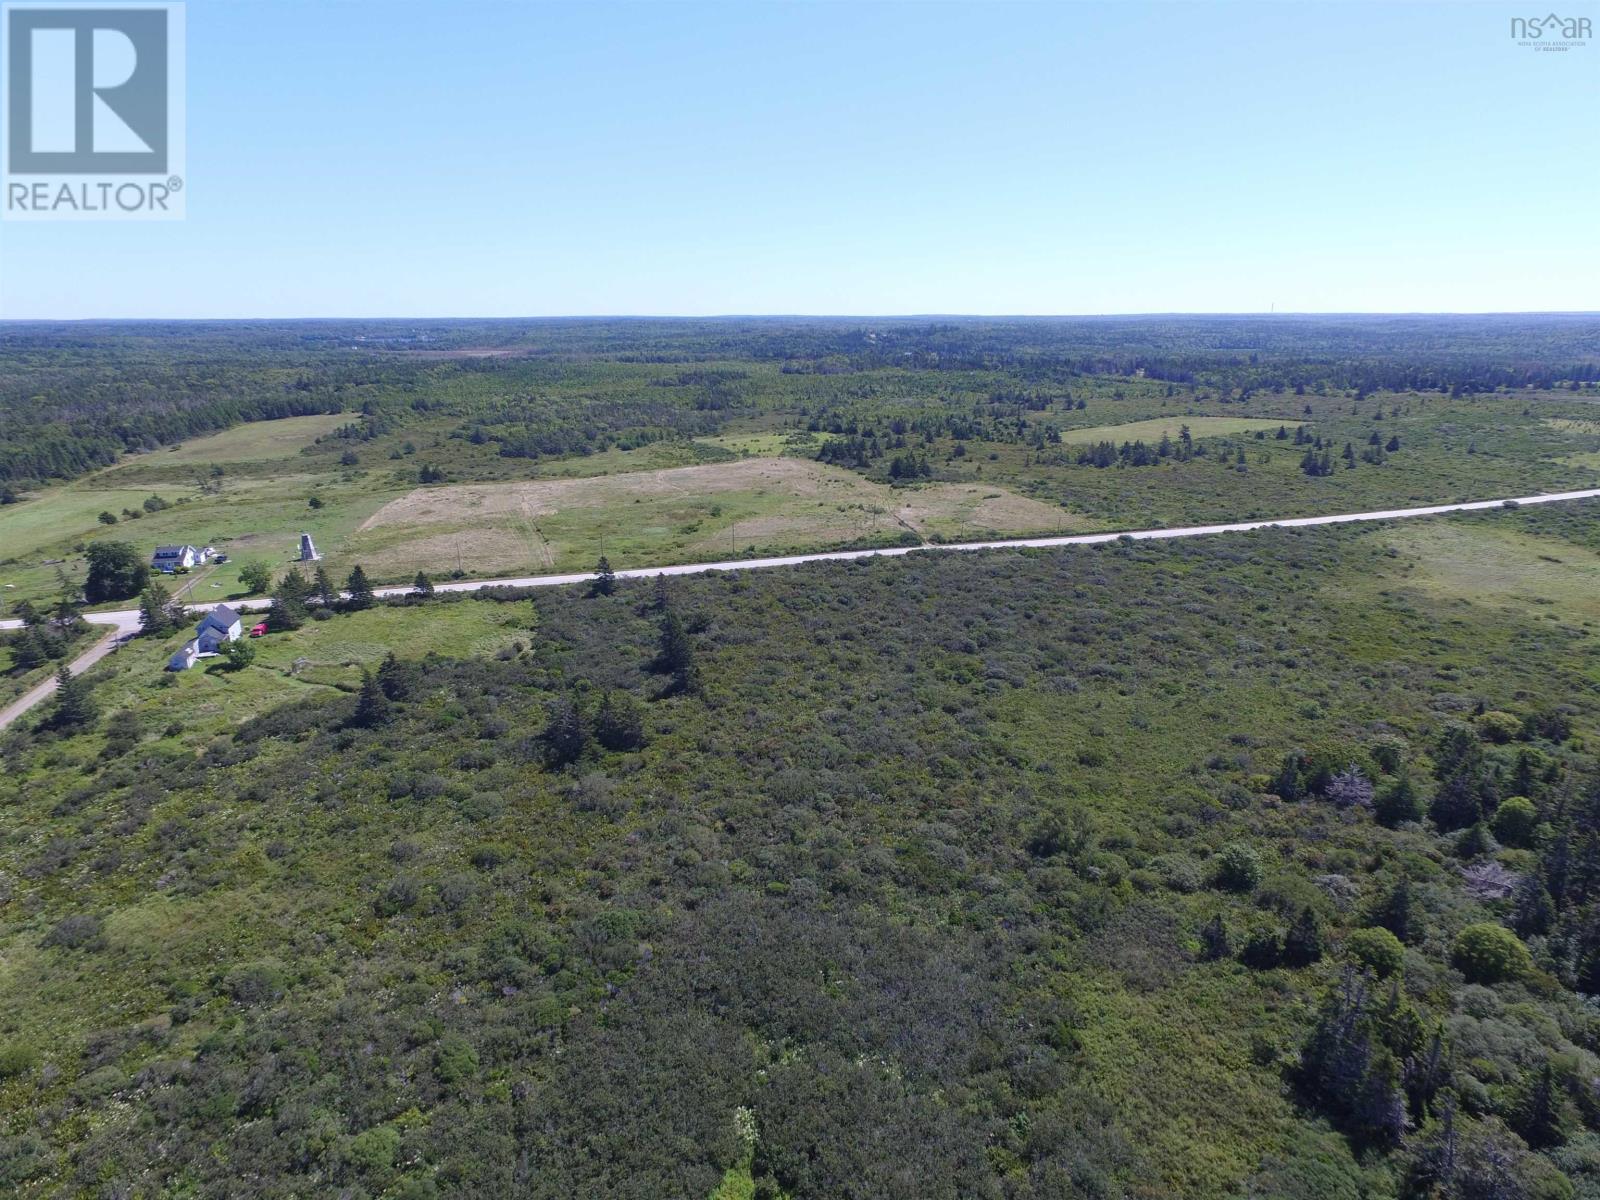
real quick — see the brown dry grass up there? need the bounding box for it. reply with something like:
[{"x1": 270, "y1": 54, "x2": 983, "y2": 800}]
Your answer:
[{"x1": 350, "y1": 458, "x2": 1078, "y2": 578}]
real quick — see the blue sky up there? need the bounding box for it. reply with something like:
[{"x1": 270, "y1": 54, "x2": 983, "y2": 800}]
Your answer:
[{"x1": 0, "y1": 0, "x2": 1596, "y2": 318}]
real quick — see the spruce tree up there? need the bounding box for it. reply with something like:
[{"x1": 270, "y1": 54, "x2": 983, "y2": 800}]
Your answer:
[
  {"x1": 544, "y1": 697, "x2": 586, "y2": 765},
  {"x1": 594, "y1": 690, "x2": 644, "y2": 751},
  {"x1": 376, "y1": 651, "x2": 417, "y2": 701},
  {"x1": 592, "y1": 556, "x2": 616, "y2": 596},
  {"x1": 1510, "y1": 1061, "x2": 1568, "y2": 1149},
  {"x1": 345, "y1": 565, "x2": 376, "y2": 611},
  {"x1": 351, "y1": 670, "x2": 391, "y2": 728},
  {"x1": 412, "y1": 571, "x2": 434, "y2": 597},
  {"x1": 1283, "y1": 906, "x2": 1325, "y2": 967},
  {"x1": 1198, "y1": 914, "x2": 1231, "y2": 961},
  {"x1": 268, "y1": 571, "x2": 308, "y2": 632},
  {"x1": 138, "y1": 581, "x2": 183, "y2": 637},
  {"x1": 50, "y1": 666, "x2": 96, "y2": 730},
  {"x1": 11, "y1": 624, "x2": 50, "y2": 669},
  {"x1": 312, "y1": 565, "x2": 337, "y2": 607},
  {"x1": 1369, "y1": 877, "x2": 1419, "y2": 944}
]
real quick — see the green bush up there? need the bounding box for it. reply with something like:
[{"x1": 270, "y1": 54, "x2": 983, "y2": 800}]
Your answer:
[
  {"x1": 1213, "y1": 842, "x2": 1263, "y2": 892},
  {"x1": 0, "y1": 1041, "x2": 39, "y2": 1078},
  {"x1": 1452, "y1": 923, "x2": 1532, "y2": 984},
  {"x1": 435, "y1": 1034, "x2": 479, "y2": 1088},
  {"x1": 1492, "y1": 796, "x2": 1539, "y2": 848},
  {"x1": 1476, "y1": 710, "x2": 1522, "y2": 744},
  {"x1": 345, "y1": 1124, "x2": 400, "y2": 1174},
  {"x1": 1345, "y1": 927, "x2": 1405, "y2": 978}
]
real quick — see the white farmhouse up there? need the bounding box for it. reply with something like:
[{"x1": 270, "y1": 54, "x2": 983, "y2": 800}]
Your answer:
[{"x1": 151, "y1": 544, "x2": 201, "y2": 573}]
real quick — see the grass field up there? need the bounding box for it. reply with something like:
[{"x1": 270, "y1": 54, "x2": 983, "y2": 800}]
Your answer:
[
  {"x1": 693, "y1": 432, "x2": 812, "y2": 458},
  {"x1": 1053, "y1": 416, "x2": 1291, "y2": 445},
  {"x1": 3, "y1": 391, "x2": 1599, "y2": 616},
  {"x1": 1374, "y1": 519, "x2": 1600, "y2": 626},
  {"x1": 350, "y1": 458, "x2": 1080, "y2": 577},
  {"x1": 131, "y1": 413, "x2": 348, "y2": 465},
  {"x1": 84, "y1": 601, "x2": 534, "y2": 751}
]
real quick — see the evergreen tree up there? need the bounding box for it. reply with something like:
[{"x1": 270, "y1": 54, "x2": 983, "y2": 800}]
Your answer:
[
  {"x1": 1283, "y1": 906, "x2": 1326, "y2": 967},
  {"x1": 1369, "y1": 877, "x2": 1419, "y2": 944},
  {"x1": 1430, "y1": 765, "x2": 1493, "y2": 832},
  {"x1": 592, "y1": 556, "x2": 616, "y2": 597},
  {"x1": 656, "y1": 611, "x2": 694, "y2": 694},
  {"x1": 1510, "y1": 874, "x2": 1555, "y2": 938},
  {"x1": 1374, "y1": 772, "x2": 1425, "y2": 827},
  {"x1": 312, "y1": 565, "x2": 337, "y2": 607},
  {"x1": 1509, "y1": 1061, "x2": 1569, "y2": 1150},
  {"x1": 1198, "y1": 914, "x2": 1231, "y2": 962},
  {"x1": 412, "y1": 571, "x2": 434, "y2": 597},
  {"x1": 351, "y1": 670, "x2": 391, "y2": 728},
  {"x1": 49, "y1": 666, "x2": 96, "y2": 730},
  {"x1": 345, "y1": 565, "x2": 376, "y2": 611},
  {"x1": 594, "y1": 690, "x2": 645, "y2": 751},
  {"x1": 138, "y1": 581, "x2": 183, "y2": 637},
  {"x1": 376, "y1": 651, "x2": 418, "y2": 701},
  {"x1": 268, "y1": 573, "x2": 308, "y2": 632},
  {"x1": 544, "y1": 696, "x2": 587, "y2": 765},
  {"x1": 10, "y1": 624, "x2": 50, "y2": 669}
]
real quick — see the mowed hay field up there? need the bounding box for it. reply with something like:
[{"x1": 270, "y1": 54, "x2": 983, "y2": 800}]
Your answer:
[
  {"x1": 348, "y1": 458, "x2": 1081, "y2": 578},
  {"x1": 132, "y1": 413, "x2": 349, "y2": 466}
]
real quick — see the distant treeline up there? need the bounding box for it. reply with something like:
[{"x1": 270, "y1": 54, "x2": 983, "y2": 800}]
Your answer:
[{"x1": 2, "y1": 314, "x2": 1596, "y2": 489}]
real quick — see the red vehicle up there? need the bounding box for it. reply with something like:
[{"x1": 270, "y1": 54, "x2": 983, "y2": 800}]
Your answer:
[{"x1": 249, "y1": 622, "x2": 268, "y2": 638}]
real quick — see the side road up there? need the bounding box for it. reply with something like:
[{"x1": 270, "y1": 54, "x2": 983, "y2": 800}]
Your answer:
[{"x1": 2, "y1": 485, "x2": 1598, "y2": 730}]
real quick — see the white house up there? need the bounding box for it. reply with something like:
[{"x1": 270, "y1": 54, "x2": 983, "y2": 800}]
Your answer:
[
  {"x1": 151, "y1": 544, "x2": 201, "y2": 572},
  {"x1": 168, "y1": 605, "x2": 244, "y2": 671},
  {"x1": 195, "y1": 605, "x2": 243, "y2": 654}
]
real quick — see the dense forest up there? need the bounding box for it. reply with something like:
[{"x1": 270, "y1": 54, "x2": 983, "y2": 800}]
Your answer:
[{"x1": 3, "y1": 496, "x2": 1600, "y2": 1198}]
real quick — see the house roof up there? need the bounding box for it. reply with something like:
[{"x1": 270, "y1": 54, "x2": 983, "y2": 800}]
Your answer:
[
  {"x1": 152, "y1": 544, "x2": 197, "y2": 557},
  {"x1": 198, "y1": 604, "x2": 240, "y2": 629}
]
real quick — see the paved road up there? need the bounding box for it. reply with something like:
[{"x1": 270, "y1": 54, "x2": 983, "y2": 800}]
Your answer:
[
  {"x1": 0, "y1": 610, "x2": 140, "y2": 731},
  {"x1": 2, "y1": 485, "x2": 1598, "y2": 730}
]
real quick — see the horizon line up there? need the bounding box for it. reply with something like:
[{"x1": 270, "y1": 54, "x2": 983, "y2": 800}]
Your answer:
[{"x1": 2, "y1": 309, "x2": 1599, "y2": 325}]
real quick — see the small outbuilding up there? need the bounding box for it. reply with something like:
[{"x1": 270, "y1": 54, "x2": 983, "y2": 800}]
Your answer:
[{"x1": 168, "y1": 640, "x2": 200, "y2": 671}]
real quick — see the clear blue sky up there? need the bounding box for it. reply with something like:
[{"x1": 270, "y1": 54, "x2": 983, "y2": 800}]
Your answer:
[{"x1": 1, "y1": 0, "x2": 1595, "y2": 318}]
